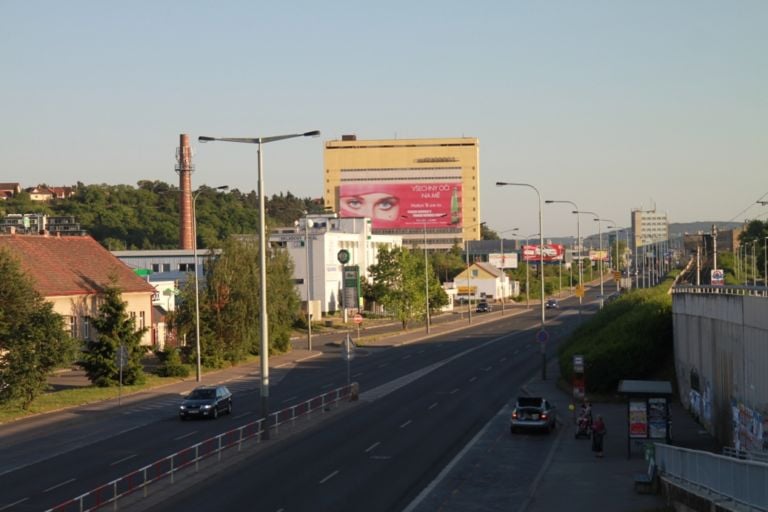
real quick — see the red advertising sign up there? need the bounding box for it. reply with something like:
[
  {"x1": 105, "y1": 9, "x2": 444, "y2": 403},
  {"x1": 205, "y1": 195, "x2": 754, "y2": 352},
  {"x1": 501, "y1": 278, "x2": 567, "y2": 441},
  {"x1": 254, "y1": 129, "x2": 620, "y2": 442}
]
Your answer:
[
  {"x1": 339, "y1": 182, "x2": 462, "y2": 229},
  {"x1": 521, "y1": 244, "x2": 565, "y2": 262}
]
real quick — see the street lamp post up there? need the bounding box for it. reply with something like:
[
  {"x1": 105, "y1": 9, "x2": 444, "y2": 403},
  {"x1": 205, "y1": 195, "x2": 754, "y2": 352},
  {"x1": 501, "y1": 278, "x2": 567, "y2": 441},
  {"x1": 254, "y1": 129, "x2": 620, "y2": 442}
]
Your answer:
[
  {"x1": 764, "y1": 237, "x2": 767, "y2": 288},
  {"x1": 192, "y1": 185, "x2": 229, "y2": 382},
  {"x1": 498, "y1": 227, "x2": 519, "y2": 314},
  {"x1": 199, "y1": 130, "x2": 320, "y2": 430},
  {"x1": 523, "y1": 233, "x2": 540, "y2": 309},
  {"x1": 303, "y1": 215, "x2": 314, "y2": 350},
  {"x1": 463, "y1": 221, "x2": 486, "y2": 324},
  {"x1": 545, "y1": 200, "x2": 582, "y2": 320},
  {"x1": 574, "y1": 210, "x2": 603, "y2": 307},
  {"x1": 497, "y1": 182, "x2": 547, "y2": 380}
]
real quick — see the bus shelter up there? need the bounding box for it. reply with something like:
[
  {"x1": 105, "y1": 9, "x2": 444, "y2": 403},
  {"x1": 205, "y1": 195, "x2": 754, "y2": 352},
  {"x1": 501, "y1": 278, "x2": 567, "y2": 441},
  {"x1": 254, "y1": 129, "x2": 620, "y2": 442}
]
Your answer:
[{"x1": 618, "y1": 380, "x2": 673, "y2": 459}]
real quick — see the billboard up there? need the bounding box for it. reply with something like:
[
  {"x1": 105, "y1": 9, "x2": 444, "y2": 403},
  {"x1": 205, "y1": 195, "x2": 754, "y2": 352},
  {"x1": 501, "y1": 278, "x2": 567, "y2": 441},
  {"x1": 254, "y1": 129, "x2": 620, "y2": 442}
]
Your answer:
[
  {"x1": 339, "y1": 182, "x2": 462, "y2": 229},
  {"x1": 589, "y1": 250, "x2": 609, "y2": 262},
  {"x1": 489, "y1": 252, "x2": 518, "y2": 269},
  {"x1": 521, "y1": 244, "x2": 565, "y2": 263}
]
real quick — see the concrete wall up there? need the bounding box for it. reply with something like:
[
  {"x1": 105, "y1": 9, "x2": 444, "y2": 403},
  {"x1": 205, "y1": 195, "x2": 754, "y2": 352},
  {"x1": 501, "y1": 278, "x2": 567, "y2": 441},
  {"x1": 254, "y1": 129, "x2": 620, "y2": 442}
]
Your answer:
[{"x1": 672, "y1": 290, "x2": 768, "y2": 449}]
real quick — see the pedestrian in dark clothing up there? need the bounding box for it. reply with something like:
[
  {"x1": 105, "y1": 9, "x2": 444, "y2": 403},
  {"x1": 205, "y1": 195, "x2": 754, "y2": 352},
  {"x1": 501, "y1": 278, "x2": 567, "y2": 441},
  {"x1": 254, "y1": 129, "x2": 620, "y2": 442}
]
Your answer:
[{"x1": 592, "y1": 415, "x2": 606, "y2": 457}]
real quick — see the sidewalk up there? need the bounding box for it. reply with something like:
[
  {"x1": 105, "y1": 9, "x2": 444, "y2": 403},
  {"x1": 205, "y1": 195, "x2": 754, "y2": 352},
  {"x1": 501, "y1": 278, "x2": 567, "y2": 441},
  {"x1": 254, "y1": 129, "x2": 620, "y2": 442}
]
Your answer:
[{"x1": 407, "y1": 357, "x2": 719, "y2": 512}]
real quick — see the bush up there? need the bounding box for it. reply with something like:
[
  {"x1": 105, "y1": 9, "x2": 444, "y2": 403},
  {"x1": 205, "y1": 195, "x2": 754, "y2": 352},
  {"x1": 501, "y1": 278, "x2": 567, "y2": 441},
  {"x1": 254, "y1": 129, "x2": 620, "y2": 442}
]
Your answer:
[
  {"x1": 558, "y1": 277, "x2": 674, "y2": 394},
  {"x1": 157, "y1": 348, "x2": 190, "y2": 378}
]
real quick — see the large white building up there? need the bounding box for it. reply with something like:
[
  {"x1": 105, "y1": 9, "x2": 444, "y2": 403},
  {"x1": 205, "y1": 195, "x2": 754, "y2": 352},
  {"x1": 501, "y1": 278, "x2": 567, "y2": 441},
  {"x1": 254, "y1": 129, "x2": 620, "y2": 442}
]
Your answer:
[
  {"x1": 270, "y1": 214, "x2": 402, "y2": 315},
  {"x1": 631, "y1": 209, "x2": 669, "y2": 248}
]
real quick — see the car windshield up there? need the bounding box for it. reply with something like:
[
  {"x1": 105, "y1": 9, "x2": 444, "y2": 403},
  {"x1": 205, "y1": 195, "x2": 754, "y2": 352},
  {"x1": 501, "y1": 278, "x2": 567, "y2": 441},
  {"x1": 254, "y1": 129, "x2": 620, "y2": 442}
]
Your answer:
[{"x1": 188, "y1": 389, "x2": 215, "y2": 399}]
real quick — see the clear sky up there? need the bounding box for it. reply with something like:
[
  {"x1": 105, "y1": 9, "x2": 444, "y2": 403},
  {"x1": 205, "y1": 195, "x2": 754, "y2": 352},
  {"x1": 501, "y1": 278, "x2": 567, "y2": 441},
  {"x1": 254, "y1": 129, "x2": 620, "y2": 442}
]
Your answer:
[{"x1": 1, "y1": 0, "x2": 766, "y2": 238}]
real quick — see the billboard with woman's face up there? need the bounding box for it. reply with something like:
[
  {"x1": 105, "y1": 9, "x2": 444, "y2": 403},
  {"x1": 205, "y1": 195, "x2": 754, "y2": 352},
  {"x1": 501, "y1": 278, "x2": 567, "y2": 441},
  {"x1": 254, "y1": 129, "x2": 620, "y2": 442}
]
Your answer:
[{"x1": 339, "y1": 182, "x2": 462, "y2": 229}]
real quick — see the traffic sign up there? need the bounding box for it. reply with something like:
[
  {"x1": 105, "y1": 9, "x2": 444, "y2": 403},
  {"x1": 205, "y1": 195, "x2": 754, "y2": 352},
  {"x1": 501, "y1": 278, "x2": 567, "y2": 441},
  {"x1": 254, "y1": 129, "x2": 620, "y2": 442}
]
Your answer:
[
  {"x1": 353, "y1": 313, "x2": 363, "y2": 324},
  {"x1": 613, "y1": 271, "x2": 621, "y2": 282},
  {"x1": 575, "y1": 285, "x2": 585, "y2": 298},
  {"x1": 535, "y1": 329, "x2": 549, "y2": 344},
  {"x1": 337, "y1": 249, "x2": 350, "y2": 264}
]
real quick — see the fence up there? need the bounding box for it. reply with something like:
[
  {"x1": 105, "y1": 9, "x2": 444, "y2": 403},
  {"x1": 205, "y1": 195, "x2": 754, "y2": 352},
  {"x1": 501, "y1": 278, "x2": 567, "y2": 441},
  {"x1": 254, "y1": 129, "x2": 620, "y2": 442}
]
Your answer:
[
  {"x1": 46, "y1": 384, "x2": 356, "y2": 512},
  {"x1": 655, "y1": 442, "x2": 768, "y2": 511},
  {"x1": 672, "y1": 285, "x2": 768, "y2": 298}
]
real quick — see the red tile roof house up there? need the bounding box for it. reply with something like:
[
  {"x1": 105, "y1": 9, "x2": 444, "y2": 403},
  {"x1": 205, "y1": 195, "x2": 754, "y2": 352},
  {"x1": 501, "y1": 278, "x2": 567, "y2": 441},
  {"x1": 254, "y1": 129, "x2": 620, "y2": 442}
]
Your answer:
[
  {"x1": 0, "y1": 234, "x2": 157, "y2": 348},
  {"x1": 0, "y1": 182, "x2": 21, "y2": 200}
]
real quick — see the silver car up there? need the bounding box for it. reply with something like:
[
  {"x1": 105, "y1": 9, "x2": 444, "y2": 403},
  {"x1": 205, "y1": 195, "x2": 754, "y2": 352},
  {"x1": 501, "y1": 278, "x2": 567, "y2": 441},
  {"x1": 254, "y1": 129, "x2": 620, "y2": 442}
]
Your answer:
[{"x1": 510, "y1": 396, "x2": 557, "y2": 433}]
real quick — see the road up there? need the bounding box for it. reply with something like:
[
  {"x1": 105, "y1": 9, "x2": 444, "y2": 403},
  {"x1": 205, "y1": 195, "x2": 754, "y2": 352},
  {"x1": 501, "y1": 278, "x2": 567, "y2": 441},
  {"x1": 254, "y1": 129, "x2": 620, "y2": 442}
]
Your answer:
[{"x1": 0, "y1": 287, "x2": 603, "y2": 512}]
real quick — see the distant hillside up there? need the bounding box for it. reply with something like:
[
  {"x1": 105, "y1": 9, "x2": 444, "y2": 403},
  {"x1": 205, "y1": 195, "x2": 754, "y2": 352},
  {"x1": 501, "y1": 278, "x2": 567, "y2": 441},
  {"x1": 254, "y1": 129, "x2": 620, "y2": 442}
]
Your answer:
[{"x1": 669, "y1": 221, "x2": 742, "y2": 236}]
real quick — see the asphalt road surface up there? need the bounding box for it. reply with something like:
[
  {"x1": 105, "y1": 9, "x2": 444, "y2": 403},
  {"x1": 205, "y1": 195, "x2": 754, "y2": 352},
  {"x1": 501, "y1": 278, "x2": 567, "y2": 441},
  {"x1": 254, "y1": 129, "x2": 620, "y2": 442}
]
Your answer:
[{"x1": 0, "y1": 287, "x2": 603, "y2": 512}]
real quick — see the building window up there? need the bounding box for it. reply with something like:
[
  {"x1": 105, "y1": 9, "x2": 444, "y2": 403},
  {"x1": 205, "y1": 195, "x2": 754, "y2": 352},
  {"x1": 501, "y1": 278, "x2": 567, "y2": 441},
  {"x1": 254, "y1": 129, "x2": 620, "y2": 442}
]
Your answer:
[
  {"x1": 152, "y1": 263, "x2": 160, "y2": 272},
  {"x1": 68, "y1": 316, "x2": 76, "y2": 336},
  {"x1": 139, "y1": 311, "x2": 145, "y2": 330},
  {"x1": 163, "y1": 263, "x2": 171, "y2": 272},
  {"x1": 83, "y1": 316, "x2": 90, "y2": 340}
]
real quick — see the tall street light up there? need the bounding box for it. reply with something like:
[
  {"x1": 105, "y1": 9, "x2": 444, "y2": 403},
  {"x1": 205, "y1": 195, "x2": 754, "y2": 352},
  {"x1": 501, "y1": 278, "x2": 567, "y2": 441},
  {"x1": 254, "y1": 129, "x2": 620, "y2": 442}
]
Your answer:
[
  {"x1": 523, "y1": 232, "x2": 540, "y2": 309},
  {"x1": 464, "y1": 221, "x2": 486, "y2": 324},
  {"x1": 498, "y1": 227, "x2": 519, "y2": 314},
  {"x1": 403, "y1": 213, "x2": 447, "y2": 333},
  {"x1": 297, "y1": 214, "x2": 315, "y2": 350},
  {"x1": 199, "y1": 130, "x2": 320, "y2": 429},
  {"x1": 545, "y1": 199, "x2": 582, "y2": 321},
  {"x1": 764, "y1": 237, "x2": 767, "y2": 288},
  {"x1": 599, "y1": 218, "x2": 617, "y2": 292},
  {"x1": 574, "y1": 210, "x2": 603, "y2": 308},
  {"x1": 496, "y1": 182, "x2": 547, "y2": 380},
  {"x1": 192, "y1": 185, "x2": 229, "y2": 382}
]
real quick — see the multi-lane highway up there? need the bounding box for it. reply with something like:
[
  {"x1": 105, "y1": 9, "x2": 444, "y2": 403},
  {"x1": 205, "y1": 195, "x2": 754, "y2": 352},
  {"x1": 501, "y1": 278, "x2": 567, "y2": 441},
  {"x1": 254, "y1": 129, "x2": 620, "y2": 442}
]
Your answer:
[{"x1": 0, "y1": 287, "x2": 603, "y2": 512}]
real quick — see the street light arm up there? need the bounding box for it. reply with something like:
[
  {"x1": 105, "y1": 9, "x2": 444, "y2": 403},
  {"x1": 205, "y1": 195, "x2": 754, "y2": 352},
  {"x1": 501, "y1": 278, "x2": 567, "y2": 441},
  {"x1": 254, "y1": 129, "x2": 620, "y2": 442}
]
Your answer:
[{"x1": 198, "y1": 131, "x2": 320, "y2": 145}]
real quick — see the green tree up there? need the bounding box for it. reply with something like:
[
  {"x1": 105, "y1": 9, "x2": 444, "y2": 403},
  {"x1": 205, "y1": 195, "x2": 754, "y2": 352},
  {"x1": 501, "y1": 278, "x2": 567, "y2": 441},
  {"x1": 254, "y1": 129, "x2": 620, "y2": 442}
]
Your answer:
[
  {"x1": 80, "y1": 282, "x2": 148, "y2": 386},
  {"x1": 173, "y1": 237, "x2": 300, "y2": 368},
  {"x1": 0, "y1": 250, "x2": 77, "y2": 408},
  {"x1": 367, "y1": 247, "x2": 439, "y2": 329}
]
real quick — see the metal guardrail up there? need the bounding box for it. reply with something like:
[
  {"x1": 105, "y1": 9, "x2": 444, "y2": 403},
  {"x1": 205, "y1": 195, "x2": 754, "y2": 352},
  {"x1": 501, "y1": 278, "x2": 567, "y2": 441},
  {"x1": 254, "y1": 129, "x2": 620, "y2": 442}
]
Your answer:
[
  {"x1": 655, "y1": 442, "x2": 768, "y2": 511},
  {"x1": 723, "y1": 447, "x2": 768, "y2": 464},
  {"x1": 46, "y1": 384, "x2": 355, "y2": 512},
  {"x1": 672, "y1": 285, "x2": 768, "y2": 298}
]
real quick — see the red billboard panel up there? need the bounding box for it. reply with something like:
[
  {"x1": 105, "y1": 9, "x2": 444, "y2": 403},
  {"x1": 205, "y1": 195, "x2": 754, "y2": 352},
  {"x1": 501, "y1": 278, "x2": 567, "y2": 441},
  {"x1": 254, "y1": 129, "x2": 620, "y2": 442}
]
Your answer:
[
  {"x1": 522, "y1": 244, "x2": 565, "y2": 263},
  {"x1": 339, "y1": 182, "x2": 462, "y2": 229}
]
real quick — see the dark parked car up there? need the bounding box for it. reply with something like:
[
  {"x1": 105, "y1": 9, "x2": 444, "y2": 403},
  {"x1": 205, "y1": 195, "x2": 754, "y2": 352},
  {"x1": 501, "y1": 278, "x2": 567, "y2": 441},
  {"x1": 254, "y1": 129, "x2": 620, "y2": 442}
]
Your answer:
[
  {"x1": 510, "y1": 396, "x2": 557, "y2": 433},
  {"x1": 179, "y1": 385, "x2": 232, "y2": 420},
  {"x1": 545, "y1": 298, "x2": 559, "y2": 309},
  {"x1": 476, "y1": 301, "x2": 492, "y2": 313}
]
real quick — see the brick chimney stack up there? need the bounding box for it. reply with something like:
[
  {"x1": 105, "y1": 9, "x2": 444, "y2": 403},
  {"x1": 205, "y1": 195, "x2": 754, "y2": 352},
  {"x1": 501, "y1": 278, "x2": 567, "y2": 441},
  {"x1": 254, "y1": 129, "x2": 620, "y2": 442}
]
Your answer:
[{"x1": 175, "y1": 134, "x2": 194, "y2": 250}]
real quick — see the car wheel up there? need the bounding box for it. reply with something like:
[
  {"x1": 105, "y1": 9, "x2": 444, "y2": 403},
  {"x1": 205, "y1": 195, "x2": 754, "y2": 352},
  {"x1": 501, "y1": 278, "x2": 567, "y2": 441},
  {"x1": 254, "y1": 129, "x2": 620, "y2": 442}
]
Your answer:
[
  {"x1": 227, "y1": 402, "x2": 232, "y2": 415},
  {"x1": 213, "y1": 407, "x2": 219, "y2": 419}
]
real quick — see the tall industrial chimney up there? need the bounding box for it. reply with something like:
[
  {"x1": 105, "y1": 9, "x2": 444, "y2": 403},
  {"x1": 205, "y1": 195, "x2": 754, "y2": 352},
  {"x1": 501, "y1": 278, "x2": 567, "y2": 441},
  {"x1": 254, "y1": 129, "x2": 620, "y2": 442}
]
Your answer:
[{"x1": 175, "y1": 134, "x2": 194, "y2": 250}]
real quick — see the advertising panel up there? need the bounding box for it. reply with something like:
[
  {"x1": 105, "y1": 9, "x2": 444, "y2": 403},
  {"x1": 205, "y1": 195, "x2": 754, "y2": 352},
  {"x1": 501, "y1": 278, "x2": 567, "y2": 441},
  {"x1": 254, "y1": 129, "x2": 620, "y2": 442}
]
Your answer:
[
  {"x1": 629, "y1": 401, "x2": 649, "y2": 438},
  {"x1": 339, "y1": 182, "x2": 462, "y2": 229},
  {"x1": 521, "y1": 244, "x2": 565, "y2": 263},
  {"x1": 711, "y1": 269, "x2": 724, "y2": 286},
  {"x1": 589, "y1": 250, "x2": 609, "y2": 262},
  {"x1": 488, "y1": 252, "x2": 518, "y2": 269}
]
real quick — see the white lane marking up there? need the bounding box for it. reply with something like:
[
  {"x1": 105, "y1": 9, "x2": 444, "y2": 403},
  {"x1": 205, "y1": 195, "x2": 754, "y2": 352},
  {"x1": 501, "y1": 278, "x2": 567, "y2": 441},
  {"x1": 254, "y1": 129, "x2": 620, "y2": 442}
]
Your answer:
[
  {"x1": 500, "y1": 357, "x2": 507, "y2": 362},
  {"x1": 428, "y1": 402, "x2": 438, "y2": 410},
  {"x1": 365, "y1": 441, "x2": 381, "y2": 453},
  {"x1": 352, "y1": 372, "x2": 364, "y2": 378},
  {"x1": 449, "y1": 388, "x2": 459, "y2": 395},
  {"x1": 469, "y1": 376, "x2": 478, "y2": 382},
  {"x1": 174, "y1": 431, "x2": 197, "y2": 441},
  {"x1": 402, "y1": 355, "x2": 411, "y2": 360},
  {"x1": 275, "y1": 362, "x2": 290, "y2": 368},
  {"x1": 321, "y1": 383, "x2": 332, "y2": 389},
  {"x1": 110, "y1": 454, "x2": 137, "y2": 466},
  {"x1": 233, "y1": 412, "x2": 252, "y2": 419},
  {"x1": 319, "y1": 470, "x2": 339, "y2": 484},
  {"x1": 370, "y1": 455, "x2": 392, "y2": 460},
  {"x1": 281, "y1": 396, "x2": 298, "y2": 404},
  {"x1": 360, "y1": 330, "x2": 523, "y2": 402},
  {"x1": 0, "y1": 498, "x2": 28, "y2": 511},
  {"x1": 43, "y1": 478, "x2": 75, "y2": 493},
  {"x1": 378, "y1": 363, "x2": 388, "y2": 368},
  {"x1": 417, "y1": 350, "x2": 425, "y2": 354},
  {"x1": 400, "y1": 420, "x2": 412, "y2": 428},
  {"x1": 402, "y1": 406, "x2": 510, "y2": 512},
  {"x1": 482, "y1": 366, "x2": 492, "y2": 372}
]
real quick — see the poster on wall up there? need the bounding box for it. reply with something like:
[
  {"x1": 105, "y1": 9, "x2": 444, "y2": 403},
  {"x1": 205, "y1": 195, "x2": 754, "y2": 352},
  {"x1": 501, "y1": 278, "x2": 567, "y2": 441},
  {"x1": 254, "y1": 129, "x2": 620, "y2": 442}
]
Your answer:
[
  {"x1": 648, "y1": 398, "x2": 668, "y2": 439},
  {"x1": 629, "y1": 401, "x2": 648, "y2": 438},
  {"x1": 339, "y1": 182, "x2": 462, "y2": 229},
  {"x1": 589, "y1": 250, "x2": 610, "y2": 262},
  {"x1": 521, "y1": 244, "x2": 565, "y2": 262}
]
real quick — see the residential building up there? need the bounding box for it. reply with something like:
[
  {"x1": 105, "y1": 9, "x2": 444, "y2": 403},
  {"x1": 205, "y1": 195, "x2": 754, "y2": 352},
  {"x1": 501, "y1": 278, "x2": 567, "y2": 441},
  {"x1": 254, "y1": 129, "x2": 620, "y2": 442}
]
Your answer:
[
  {"x1": 0, "y1": 213, "x2": 85, "y2": 235},
  {"x1": 0, "y1": 234, "x2": 157, "y2": 347},
  {"x1": 448, "y1": 261, "x2": 517, "y2": 302},
  {"x1": 323, "y1": 135, "x2": 480, "y2": 250},
  {"x1": 0, "y1": 182, "x2": 21, "y2": 200},
  {"x1": 269, "y1": 214, "x2": 401, "y2": 314}
]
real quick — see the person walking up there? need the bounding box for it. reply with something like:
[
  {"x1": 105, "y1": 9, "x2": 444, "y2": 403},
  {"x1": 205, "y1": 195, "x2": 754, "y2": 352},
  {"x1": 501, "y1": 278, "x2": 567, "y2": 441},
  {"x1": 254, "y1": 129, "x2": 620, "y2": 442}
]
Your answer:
[{"x1": 592, "y1": 414, "x2": 606, "y2": 457}]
